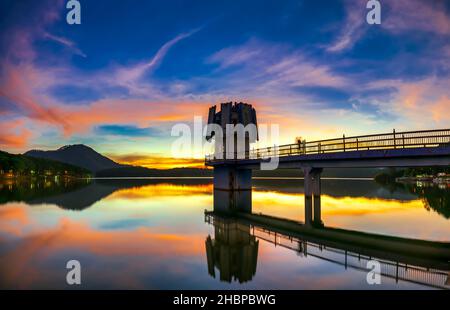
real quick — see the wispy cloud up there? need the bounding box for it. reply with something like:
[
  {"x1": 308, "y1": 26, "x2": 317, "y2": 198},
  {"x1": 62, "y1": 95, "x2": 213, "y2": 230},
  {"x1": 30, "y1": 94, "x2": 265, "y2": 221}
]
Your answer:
[
  {"x1": 364, "y1": 76, "x2": 450, "y2": 128},
  {"x1": 209, "y1": 39, "x2": 349, "y2": 90},
  {"x1": 43, "y1": 33, "x2": 87, "y2": 58},
  {"x1": 109, "y1": 28, "x2": 201, "y2": 96},
  {"x1": 326, "y1": 1, "x2": 366, "y2": 53},
  {"x1": 382, "y1": 0, "x2": 450, "y2": 35},
  {"x1": 325, "y1": 0, "x2": 450, "y2": 53},
  {"x1": 207, "y1": 41, "x2": 263, "y2": 69}
]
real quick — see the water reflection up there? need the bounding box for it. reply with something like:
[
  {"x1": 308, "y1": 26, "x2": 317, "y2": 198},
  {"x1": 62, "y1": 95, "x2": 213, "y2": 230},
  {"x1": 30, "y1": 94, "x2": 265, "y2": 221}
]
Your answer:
[
  {"x1": 0, "y1": 178, "x2": 448, "y2": 219},
  {"x1": 0, "y1": 178, "x2": 91, "y2": 209},
  {"x1": 207, "y1": 188, "x2": 450, "y2": 289},
  {"x1": 0, "y1": 178, "x2": 211, "y2": 210},
  {"x1": 205, "y1": 212, "x2": 450, "y2": 289},
  {"x1": 0, "y1": 178, "x2": 449, "y2": 289},
  {"x1": 205, "y1": 217, "x2": 258, "y2": 283},
  {"x1": 407, "y1": 184, "x2": 450, "y2": 219}
]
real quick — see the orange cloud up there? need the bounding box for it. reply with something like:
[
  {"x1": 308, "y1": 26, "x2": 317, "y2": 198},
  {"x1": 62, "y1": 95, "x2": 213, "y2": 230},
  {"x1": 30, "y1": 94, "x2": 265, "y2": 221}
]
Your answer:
[
  {"x1": 63, "y1": 98, "x2": 210, "y2": 136},
  {"x1": 0, "y1": 64, "x2": 70, "y2": 131},
  {"x1": 431, "y1": 96, "x2": 450, "y2": 122},
  {"x1": 0, "y1": 119, "x2": 32, "y2": 150},
  {"x1": 0, "y1": 63, "x2": 213, "y2": 137}
]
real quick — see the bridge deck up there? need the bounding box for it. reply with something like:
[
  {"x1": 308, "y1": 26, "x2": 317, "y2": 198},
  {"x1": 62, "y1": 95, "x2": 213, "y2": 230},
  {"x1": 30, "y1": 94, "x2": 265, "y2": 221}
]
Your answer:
[{"x1": 206, "y1": 128, "x2": 450, "y2": 168}]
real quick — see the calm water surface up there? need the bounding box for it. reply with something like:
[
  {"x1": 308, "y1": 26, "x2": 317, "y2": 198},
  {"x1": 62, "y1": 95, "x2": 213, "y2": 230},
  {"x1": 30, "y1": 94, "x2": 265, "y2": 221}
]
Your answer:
[{"x1": 0, "y1": 178, "x2": 449, "y2": 289}]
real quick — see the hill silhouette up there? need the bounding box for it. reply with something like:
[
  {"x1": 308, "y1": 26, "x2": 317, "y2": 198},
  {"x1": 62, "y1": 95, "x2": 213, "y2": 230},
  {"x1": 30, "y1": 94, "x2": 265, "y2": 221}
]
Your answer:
[{"x1": 25, "y1": 144, "x2": 122, "y2": 172}]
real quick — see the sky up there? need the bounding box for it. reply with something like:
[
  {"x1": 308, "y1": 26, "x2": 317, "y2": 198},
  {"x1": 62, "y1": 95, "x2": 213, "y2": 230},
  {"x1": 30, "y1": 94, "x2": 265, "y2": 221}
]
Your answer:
[{"x1": 0, "y1": 0, "x2": 449, "y2": 168}]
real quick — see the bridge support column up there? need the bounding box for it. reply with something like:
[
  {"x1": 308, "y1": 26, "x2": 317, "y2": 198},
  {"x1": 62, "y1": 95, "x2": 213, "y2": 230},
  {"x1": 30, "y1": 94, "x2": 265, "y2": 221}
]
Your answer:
[
  {"x1": 303, "y1": 167, "x2": 323, "y2": 227},
  {"x1": 213, "y1": 189, "x2": 252, "y2": 213},
  {"x1": 304, "y1": 169, "x2": 313, "y2": 226},
  {"x1": 213, "y1": 166, "x2": 252, "y2": 191},
  {"x1": 312, "y1": 168, "x2": 323, "y2": 227}
]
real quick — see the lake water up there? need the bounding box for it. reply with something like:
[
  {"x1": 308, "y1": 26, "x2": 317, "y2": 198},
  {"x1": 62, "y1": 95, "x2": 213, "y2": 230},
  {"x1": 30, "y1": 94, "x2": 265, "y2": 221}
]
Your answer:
[{"x1": 0, "y1": 177, "x2": 449, "y2": 289}]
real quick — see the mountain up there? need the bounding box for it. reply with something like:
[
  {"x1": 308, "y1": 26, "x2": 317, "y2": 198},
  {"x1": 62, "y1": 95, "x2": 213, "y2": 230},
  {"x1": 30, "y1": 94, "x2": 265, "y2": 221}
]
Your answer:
[{"x1": 24, "y1": 144, "x2": 122, "y2": 172}]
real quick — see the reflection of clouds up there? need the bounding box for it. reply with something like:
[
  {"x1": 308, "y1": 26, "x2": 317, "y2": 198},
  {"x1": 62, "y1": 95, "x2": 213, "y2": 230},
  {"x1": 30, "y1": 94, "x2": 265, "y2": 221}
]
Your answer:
[
  {"x1": 252, "y1": 190, "x2": 450, "y2": 241},
  {"x1": 252, "y1": 190, "x2": 423, "y2": 217},
  {"x1": 0, "y1": 214, "x2": 206, "y2": 289},
  {"x1": 107, "y1": 183, "x2": 213, "y2": 200},
  {"x1": 0, "y1": 203, "x2": 32, "y2": 236},
  {"x1": 0, "y1": 183, "x2": 448, "y2": 289}
]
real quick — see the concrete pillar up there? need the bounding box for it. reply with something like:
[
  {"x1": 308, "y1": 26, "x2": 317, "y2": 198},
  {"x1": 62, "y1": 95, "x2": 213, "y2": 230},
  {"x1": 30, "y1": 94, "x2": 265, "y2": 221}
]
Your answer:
[
  {"x1": 312, "y1": 168, "x2": 323, "y2": 227},
  {"x1": 303, "y1": 167, "x2": 323, "y2": 227},
  {"x1": 303, "y1": 168, "x2": 313, "y2": 226},
  {"x1": 213, "y1": 166, "x2": 252, "y2": 191},
  {"x1": 213, "y1": 189, "x2": 252, "y2": 213}
]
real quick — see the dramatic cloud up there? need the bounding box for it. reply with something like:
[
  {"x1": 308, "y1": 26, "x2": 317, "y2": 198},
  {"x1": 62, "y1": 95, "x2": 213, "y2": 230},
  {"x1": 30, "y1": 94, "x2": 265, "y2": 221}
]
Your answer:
[{"x1": 0, "y1": 120, "x2": 32, "y2": 150}]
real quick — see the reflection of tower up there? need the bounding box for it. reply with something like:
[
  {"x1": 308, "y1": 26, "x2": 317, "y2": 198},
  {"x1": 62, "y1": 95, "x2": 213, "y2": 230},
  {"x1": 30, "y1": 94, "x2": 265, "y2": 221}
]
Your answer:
[
  {"x1": 205, "y1": 217, "x2": 258, "y2": 283},
  {"x1": 206, "y1": 102, "x2": 258, "y2": 159}
]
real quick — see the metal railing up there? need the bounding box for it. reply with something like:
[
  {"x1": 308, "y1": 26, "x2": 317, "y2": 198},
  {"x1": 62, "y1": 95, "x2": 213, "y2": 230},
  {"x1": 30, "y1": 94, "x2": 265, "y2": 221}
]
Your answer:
[
  {"x1": 205, "y1": 128, "x2": 450, "y2": 163},
  {"x1": 251, "y1": 225, "x2": 449, "y2": 289}
]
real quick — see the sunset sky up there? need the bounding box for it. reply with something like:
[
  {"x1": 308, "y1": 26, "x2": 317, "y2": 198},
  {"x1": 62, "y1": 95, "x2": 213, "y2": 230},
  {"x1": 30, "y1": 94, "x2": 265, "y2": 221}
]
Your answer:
[{"x1": 1, "y1": 0, "x2": 449, "y2": 168}]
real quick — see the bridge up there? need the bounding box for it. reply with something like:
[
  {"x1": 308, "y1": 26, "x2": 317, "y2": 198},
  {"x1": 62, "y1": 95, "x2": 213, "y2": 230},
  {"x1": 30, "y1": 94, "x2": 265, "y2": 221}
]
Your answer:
[
  {"x1": 205, "y1": 125, "x2": 450, "y2": 225},
  {"x1": 203, "y1": 103, "x2": 450, "y2": 287}
]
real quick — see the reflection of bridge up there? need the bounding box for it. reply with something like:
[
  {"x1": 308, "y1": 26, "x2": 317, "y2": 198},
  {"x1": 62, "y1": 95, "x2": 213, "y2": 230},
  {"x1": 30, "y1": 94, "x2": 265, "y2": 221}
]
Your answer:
[
  {"x1": 205, "y1": 211, "x2": 450, "y2": 289},
  {"x1": 206, "y1": 128, "x2": 450, "y2": 226}
]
